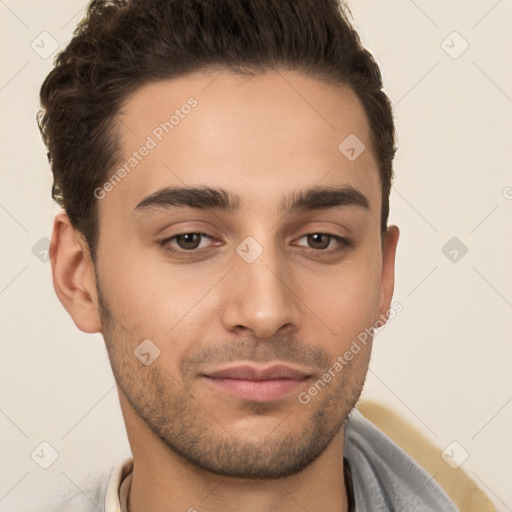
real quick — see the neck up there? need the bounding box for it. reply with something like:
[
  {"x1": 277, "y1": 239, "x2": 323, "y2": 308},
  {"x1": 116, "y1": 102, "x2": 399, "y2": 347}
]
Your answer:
[{"x1": 119, "y1": 394, "x2": 350, "y2": 512}]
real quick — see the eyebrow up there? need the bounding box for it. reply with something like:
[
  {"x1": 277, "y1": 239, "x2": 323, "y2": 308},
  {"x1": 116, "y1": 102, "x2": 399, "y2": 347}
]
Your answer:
[{"x1": 133, "y1": 185, "x2": 370, "y2": 216}]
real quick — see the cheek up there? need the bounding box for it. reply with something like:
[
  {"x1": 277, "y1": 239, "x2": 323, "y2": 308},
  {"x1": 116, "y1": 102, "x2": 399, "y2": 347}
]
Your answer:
[
  {"x1": 97, "y1": 239, "x2": 225, "y2": 343},
  {"x1": 299, "y1": 249, "x2": 383, "y2": 338}
]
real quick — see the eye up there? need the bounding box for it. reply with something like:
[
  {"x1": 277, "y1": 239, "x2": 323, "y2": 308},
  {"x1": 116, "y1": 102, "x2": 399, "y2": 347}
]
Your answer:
[
  {"x1": 294, "y1": 233, "x2": 351, "y2": 253},
  {"x1": 159, "y1": 232, "x2": 219, "y2": 258}
]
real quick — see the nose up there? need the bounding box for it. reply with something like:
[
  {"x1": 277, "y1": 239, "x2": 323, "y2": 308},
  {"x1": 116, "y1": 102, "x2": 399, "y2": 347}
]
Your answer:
[{"x1": 220, "y1": 243, "x2": 302, "y2": 340}]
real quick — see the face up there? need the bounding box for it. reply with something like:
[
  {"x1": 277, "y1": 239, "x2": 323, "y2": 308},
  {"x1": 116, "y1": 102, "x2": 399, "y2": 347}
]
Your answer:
[{"x1": 90, "y1": 70, "x2": 397, "y2": 478}]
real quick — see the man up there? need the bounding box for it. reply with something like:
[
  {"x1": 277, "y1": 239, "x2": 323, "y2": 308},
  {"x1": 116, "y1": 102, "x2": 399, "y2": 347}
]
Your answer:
[{"x1": 39, "y1": 0, "x2": 458, "y2": 510}]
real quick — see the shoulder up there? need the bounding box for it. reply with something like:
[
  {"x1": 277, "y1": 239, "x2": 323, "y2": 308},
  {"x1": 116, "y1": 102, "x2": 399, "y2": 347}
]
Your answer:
[
  {"x1": 12, "y1": 460, "x2": 125, "y2": 512},
  {"x1": 344, "y1": 409, "x2": 459, "y2": 512}
]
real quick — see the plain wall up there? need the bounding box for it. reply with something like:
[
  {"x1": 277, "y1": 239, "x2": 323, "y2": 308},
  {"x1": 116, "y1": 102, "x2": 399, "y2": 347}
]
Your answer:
[{"x1": 0, "y1": 0, "x2": 510, "y2": 510}]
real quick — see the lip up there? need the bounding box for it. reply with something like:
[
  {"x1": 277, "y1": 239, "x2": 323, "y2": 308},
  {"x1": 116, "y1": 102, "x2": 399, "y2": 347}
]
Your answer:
[
  {"x1": 205, "y1": 363, "x2": 310, "y2": 380},
  {"x1": 201, "y1": 363, "x2": 311, "y2": 402}
]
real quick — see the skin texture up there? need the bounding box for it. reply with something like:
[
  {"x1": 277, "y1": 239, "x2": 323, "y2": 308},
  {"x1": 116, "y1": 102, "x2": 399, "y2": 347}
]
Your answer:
[{"x1": 50, "y1": 70, "x2": 399, "y2": 512}]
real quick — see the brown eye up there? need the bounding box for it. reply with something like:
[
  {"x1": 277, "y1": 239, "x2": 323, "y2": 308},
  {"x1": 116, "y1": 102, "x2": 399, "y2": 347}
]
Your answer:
[
  {"x1": 175, "y1": 233, "x2": 203, "y2": 250},
  {"x1": 296, "y1": 233, "x2": 350, "y2": 252},
  {"x1": 159, "y1": 232, "x2": 216, "y2": 258},
  {"x1": 306, "y1": 233, "x2": 331, "y2": 250}
]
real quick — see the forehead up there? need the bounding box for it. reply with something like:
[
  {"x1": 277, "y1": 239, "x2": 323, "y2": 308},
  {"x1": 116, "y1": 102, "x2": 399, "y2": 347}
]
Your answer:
[{"x1": 100, "y1": 70, "x2": 380, "y2": 218}]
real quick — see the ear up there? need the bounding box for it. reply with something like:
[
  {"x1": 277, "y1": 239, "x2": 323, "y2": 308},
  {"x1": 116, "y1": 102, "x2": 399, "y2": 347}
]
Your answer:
[
  {"x1": 377, "y1": 225, "x2": 400, "y2": 321},
  {"x1": 50, "y1": 211, "x2": 102, "y2": 333}
]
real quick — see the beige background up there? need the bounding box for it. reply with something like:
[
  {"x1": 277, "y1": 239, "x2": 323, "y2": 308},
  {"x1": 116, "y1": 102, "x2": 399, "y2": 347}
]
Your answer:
[{"x1": 0, "y1": 0, "x2": 511, "y2": 510}]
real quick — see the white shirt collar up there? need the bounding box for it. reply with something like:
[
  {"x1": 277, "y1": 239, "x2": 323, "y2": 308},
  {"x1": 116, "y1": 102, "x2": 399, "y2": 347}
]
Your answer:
[{"x1": 104, "y1": 456, "x2": 133, "y2": 512}]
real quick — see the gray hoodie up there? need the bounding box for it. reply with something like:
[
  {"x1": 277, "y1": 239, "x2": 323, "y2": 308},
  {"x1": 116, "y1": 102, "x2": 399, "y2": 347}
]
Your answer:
[{"x1": 344, "y1": 409, "x2": 458, "y2": 511}]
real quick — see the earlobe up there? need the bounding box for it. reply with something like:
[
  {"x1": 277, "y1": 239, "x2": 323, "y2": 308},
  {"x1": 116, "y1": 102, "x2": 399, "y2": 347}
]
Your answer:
[
  {"x1": 50, "y1": 211, "x2": 102, "y2": 333},
  {"x1": 378, "y1": 225, "x2": 400, "y2": 321}
]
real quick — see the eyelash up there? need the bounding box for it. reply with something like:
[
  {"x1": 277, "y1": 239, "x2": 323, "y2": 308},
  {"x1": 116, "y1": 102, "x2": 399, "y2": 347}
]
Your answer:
[{"x1": 158, "y1": 232, "x2": 352, "y2": 259}]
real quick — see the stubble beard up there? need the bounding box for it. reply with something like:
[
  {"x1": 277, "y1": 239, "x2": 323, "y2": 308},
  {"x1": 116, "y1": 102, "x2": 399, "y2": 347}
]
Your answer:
[{"x1": 96, "y1": 280, "x2": 369, "y2": 479}]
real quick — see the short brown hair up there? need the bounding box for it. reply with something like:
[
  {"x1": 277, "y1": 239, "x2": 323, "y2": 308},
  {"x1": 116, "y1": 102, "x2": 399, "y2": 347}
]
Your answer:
[{"x1": 38, "y1": 0, "x2": 396, "y2": 261}]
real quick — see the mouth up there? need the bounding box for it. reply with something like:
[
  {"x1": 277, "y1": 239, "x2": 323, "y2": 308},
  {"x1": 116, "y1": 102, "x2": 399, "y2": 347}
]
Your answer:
[{"x1": 201, "y1": 363, "x2": 312, "y2": 402}]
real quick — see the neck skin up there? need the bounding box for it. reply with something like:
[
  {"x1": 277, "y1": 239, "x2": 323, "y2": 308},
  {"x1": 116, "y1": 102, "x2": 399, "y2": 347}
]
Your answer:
[{"x1": 118, "y1": 391, "x2": 349, "y2": 512}]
